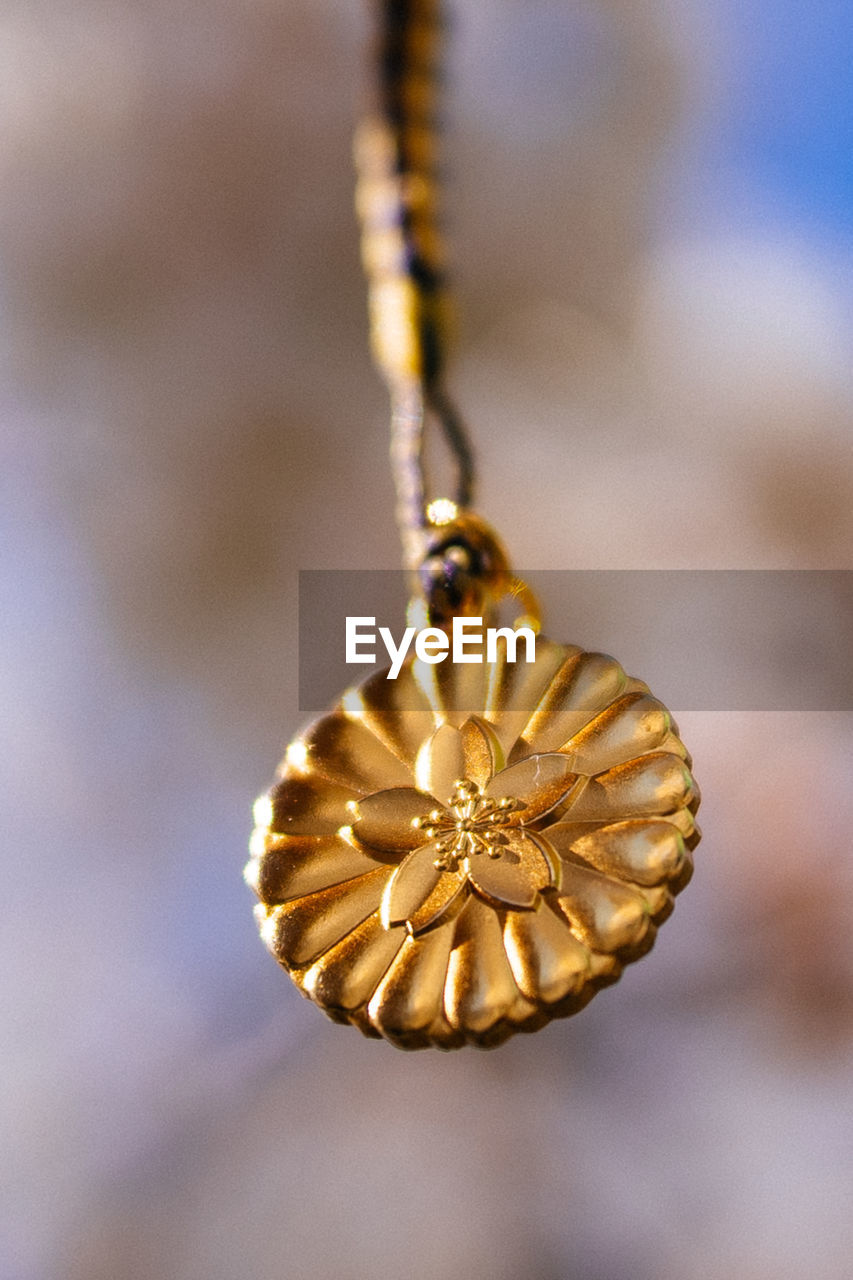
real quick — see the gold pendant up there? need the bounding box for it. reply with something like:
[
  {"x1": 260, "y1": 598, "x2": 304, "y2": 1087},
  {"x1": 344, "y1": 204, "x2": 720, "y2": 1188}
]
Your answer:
[
  {"x1": 245, "y1": 4, "x2": 701, "y2": 1048},
  {"x1": 246, "y1": 515, "x2": 700, "y2": 1049}
]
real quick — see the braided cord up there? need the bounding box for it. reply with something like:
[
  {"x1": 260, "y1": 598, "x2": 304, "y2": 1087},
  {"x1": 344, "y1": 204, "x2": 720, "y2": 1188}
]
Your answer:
[{"x1": 355, "y1": 0, "x2": 474, "y2": 565}]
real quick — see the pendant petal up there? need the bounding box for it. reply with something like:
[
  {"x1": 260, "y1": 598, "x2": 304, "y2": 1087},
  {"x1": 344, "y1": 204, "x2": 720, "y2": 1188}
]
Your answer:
[
  {"x1": 414, "y1": 723, "x2": 466, "y2": 806},
  {"x1": 416, "y1": 647, "x2": 489, "y2": 727},
  {"x1": 486, "y1": 753, "x2": 577, "y2": 822},
  {"x1": 345, "y1": 664, "x2": 436, "y2": 768},
  {"x1": 465, "y1": 830, "x2": 551, "y2": 909},
  {"x1": 270, "y1": 774, "x2": 360, "y2": 836},
  {"x1": 460, "y1": 715, "x2": 505, "y2": 788},
  {"x1": 553, "y1": 861, "x2": 651, "y2": 954},
  {"x1": 483, "y1": 637, "x2": 569, "y2": 754},
  {"x1": 406, "y1": 873, "x2": 468, "y2": 935},
  {"x1": 261, "y1": 867, "x2": 391, "y2": 967},
  {"x1": 557, "y1": 693, "x2": 672, "y2": 774},
  {"x1": 368, "y1": 923, "x2": 457, "y2": 1040},
  {"x1": 303, "y1": 914, "x2": 406, "y2": 1011},
  {"x1": 349, "y1": 786, "x2": 435, "y2": 856},
  {"x1": 503, "y1": 901, "x2": 591, "y2": 1004},
  {"x1": 292, "y1": 710, "x2": 412, "y2": 792},
  {"x1": 549, "y1": 804, "x2": 698, "y2": 845},
  {"x1": 246, "y1": 832, "x2": 385, "y2": 902},
  {"x1": 381, "y1": 840, "x2": 462, "y2": 930},
  {"x1": 547, "y1": 817, "x2": 689, "y2": 887},
  {"x1": 513, "y1": 649, "x2": 630, "y2": 755},
  {"x1": 444, "y1": 896, "x2": 534, "y2": 1034},
  {"x1": 566, "y1": 752, "x2": 697, "y2": 823}
]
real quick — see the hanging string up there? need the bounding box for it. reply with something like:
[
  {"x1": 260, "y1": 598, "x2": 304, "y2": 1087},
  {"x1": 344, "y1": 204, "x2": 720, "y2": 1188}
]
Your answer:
[{"x1": 355, "y1": 0, "x2": 474, "y2": 567}]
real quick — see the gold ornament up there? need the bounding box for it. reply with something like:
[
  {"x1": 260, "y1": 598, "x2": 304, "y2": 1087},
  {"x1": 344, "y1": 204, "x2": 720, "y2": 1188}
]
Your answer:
[
  {"x1": 246, "y1": 3, "x2": 701, "y2": 1048},
  {"x1": 246, "y1": 634, "x2": 699, "y2": 1049}
]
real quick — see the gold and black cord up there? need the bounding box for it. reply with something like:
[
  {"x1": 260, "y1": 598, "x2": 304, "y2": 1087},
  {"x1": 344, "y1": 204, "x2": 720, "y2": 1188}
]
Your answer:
[
  {"x1": 356, "y1": 1, "x2": 539, "y2": 629},
  {"x1": 355, "y1": 0, "x2": 474, "y2": 569}
]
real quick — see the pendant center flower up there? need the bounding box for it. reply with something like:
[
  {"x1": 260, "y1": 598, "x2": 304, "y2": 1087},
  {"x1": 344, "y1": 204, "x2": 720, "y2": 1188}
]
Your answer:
[{"x1": 413, "y1": 779, "x2": 521, "y2": 872}]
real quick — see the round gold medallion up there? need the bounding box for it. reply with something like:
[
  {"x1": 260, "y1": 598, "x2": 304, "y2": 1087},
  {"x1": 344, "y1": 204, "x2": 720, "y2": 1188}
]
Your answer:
[{"x1": 246, "y1": 638, "x2": 700, "y2": 1049}]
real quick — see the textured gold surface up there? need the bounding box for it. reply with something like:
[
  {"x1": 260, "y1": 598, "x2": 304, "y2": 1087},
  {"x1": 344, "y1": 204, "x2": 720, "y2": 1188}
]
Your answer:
[{"x1": 247, "y1": 640, "x2": 700, "y2": 1049}]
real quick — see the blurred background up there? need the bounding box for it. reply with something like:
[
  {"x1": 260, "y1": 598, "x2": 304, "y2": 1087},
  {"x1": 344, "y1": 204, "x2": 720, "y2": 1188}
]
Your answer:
[{"x1": 2, "y1": 1, "x2": 852, "y2": 1277}]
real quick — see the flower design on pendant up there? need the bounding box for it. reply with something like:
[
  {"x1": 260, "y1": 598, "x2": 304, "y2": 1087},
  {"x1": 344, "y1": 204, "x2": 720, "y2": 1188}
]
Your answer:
[
  {"x1": 348, "y1": 717, "x2": 576, "y2": 936},
  {"x1": 247, "y1": 639, "x2": 700, "y2": 1049}
]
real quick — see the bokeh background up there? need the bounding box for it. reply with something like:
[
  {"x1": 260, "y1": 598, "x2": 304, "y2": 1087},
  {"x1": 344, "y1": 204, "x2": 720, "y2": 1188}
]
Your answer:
[{"x1": 2, "y1": 2, "x2": 852, "y2": 1277}]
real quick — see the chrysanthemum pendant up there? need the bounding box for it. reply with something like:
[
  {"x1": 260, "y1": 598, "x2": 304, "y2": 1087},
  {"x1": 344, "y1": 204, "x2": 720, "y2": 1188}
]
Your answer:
[{"x1": 246, "y1": 637, "x2": 700, "y2": 1049}]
